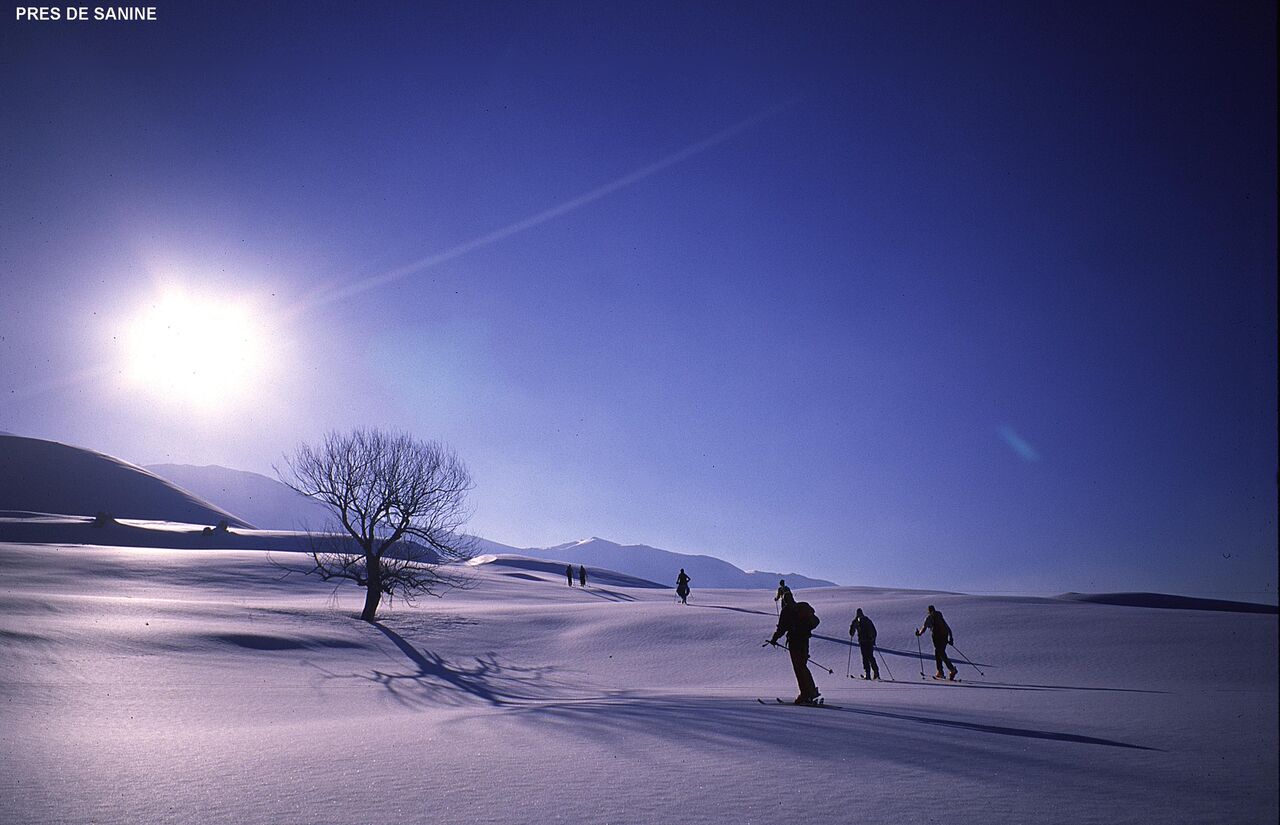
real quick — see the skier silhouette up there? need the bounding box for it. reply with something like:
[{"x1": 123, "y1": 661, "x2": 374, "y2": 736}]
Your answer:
[
  {"x1": 916, "y1": 605, "x2": 957, "y2": 680},
  {"x1": 566, "y1": 565, "x2": 574, "y2": 587},
  {"x1": 676, "y1": 569, "x2": 691, "y2": 604},
  {"x1": 774, "y1": 579, "x2": 792, "y2": 613},
  {"x1": 578, "y1": 565, "x2": 587, "y2": 588},
  {"x1": 769, "y1": 598, "x2": 821, "y2": 704},
  {"x1": 849, "y1": 608, "x2": 880, "y2": 680}
]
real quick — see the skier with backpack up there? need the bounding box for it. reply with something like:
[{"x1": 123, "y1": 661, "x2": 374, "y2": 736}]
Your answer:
[
  {"x1": 768, "y1": 597, "x2": 822, "y2": 704},
  {"x1": 675, "y1": 569, "x2": 691, "y2": 604},
  {"x1": 849, "y1": 608, "x2": 880, "y2": 680},
  {"x1": 915, "y1": 604, "x2": 958, "y2": 680}
]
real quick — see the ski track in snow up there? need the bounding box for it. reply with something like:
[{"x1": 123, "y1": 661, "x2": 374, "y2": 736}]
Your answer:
[{"x1": 0, "y1": 543, "x2": 1275, "y2": 825}]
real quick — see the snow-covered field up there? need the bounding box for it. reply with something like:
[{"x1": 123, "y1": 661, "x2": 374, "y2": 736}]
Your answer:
[{"x1": 1, "y1": 543, "x2": 1275, "y2": 825}]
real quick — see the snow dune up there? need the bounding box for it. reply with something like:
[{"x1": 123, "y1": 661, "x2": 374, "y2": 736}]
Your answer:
[
  {"x1": 0, "y1": 434, "x2": 250, "y2": 527},
  {"x1": 144, "y1": 462, "x2": 335, "y2": 531},
  {"x1": 0, "y1": 543, "x2": 1274, "y2": 825}
]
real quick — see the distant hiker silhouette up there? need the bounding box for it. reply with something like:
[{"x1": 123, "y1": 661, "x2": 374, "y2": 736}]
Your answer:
[
  {"x1": 774, "y1": 579, "x2": 792, "y2": 613},
  {"x1": 578, "y1": 565, "x2": 587, "y2": 588},
  {"x1": 769, "y1": 599, "x2": 821, "y2": 704},
  {"x1": 676, "y1": 569, "x2": 691, "y2": 604},
  {"x1": 849, "y1": 608, "x2": 880, "y2": 680},
  {"x1": 916, "y1": 605, "x2": 957, "y2": 680},
  {"x1": 566, "y1": 565, "x2": 574, "y2": 587}
]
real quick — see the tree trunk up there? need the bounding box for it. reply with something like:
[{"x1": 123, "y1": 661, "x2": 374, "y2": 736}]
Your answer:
[{"x1": 360, "y1": 552, "x2": 382, "y2": 622}]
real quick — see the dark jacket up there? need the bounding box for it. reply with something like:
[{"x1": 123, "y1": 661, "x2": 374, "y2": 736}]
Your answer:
[
  {"x1": 772, "y1": 601, "x2": 820, "y2": 645},
  {"x1": 850, "y1": 615, "x2": 876, "y2": 646},
  {"x1": 923, "y1": 611, "x2": 952, "y2": 646}
]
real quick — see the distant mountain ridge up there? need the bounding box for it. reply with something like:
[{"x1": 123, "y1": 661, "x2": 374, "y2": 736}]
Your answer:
[
  {"x1": 147, "y1": 464, "x2": 836, "y2": 588},
  {"x1": 512, "y1": 536, "x2": 836, "y2": 590},
  {"x1": 35, "y1": 457, "x2": 839, "y2": 590}
]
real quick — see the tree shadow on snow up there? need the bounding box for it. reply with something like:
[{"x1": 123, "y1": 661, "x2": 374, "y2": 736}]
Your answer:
[{"x1": 322, "y1": 622, "x2": 583, "y2": 709}]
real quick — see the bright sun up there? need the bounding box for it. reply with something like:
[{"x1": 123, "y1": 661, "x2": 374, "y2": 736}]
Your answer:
[{"x1": 124, "y1": 288, "x2": 268, "y2": 411}]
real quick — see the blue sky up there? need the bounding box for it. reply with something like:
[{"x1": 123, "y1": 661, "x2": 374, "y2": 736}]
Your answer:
[{"x1": 1, "y1": 2, "x2": 1275, "y2": 600}]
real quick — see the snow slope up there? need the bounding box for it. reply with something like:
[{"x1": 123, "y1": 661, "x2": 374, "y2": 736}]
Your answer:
[
  {"x1": 0, "y1": 434, "x2": 251, "y2": 527},
  {"x1": 0, "y1": 512, "x2": 355, "y2": 553},
  {"x1": 145, "y1": 463, "x2": 336, "y2": 531},
  {"x1": 0, "y1": 542, "x2": 1274, "y2": 825},
  {"x1": 470, "y1": 553, "x2": 666, "y2": 589}
]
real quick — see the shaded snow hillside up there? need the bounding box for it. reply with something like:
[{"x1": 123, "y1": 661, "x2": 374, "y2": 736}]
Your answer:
[
  {"x1": 146, "y1": 463, "x2": 334, "y2": 531},
  {"x1": 517, "y1": 536, "x2": 836, "y2": 589},
  {"x1": 0, "y1": 434, "x2": 251, "y2": 527}
]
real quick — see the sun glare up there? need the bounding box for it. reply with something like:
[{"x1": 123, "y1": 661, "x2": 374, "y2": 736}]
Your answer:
[{"x1": 124, "y1": 288, "x2": 268, "y2": 411}]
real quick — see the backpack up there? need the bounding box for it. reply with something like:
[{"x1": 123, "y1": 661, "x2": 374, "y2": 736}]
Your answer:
[{"x1": 795, "y1": 601, "x2": 820, "y2": 631}]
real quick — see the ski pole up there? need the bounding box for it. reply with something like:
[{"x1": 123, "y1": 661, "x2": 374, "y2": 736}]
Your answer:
[
  {"x1": 808, "y1": 653, "x2": 834, "y2": 675},
  {"x1": 916, "y1": 632, "x2": 925, "y2": 678},
  {"x1": 949, "y1": 642, "x2": 985, "y2": 676},
  {"x1": 846, "y1": 636, "x2": 854, "y2": 678},
  {"x1": 877, "y1": 647, "x2": 894, "y2": 681},
  {"x1": 762, "y1": 640, "x2": 835, "y2": 675}
]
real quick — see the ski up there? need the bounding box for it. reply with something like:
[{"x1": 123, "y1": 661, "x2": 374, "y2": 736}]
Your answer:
[
  {"x1": 925, "y1": 675, "x2": 962, "y2": 683},
  {"x1": 758, "y1": 698, "x2": 842, "y2": 709}
]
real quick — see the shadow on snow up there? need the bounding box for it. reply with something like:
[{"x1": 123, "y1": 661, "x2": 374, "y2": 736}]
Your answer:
[
  {"x1": 824, "y1": 704, "x2": 1160, "y2": 750},
  {"x1": 491, "y1": 695, "x2": 1160, "y2": 774},
  {"x1": 338, "y1": 623, "x2": 1159, "y2": 759},
  {"x1": 577, "y1": 587, "x2": 638, "y2": 603},
  {"x1": 356, "y1": 622, "x2": 580, "y2": 708},
  {"x1": 686, "y1": 603, "x2": 773, "y2": 616}
]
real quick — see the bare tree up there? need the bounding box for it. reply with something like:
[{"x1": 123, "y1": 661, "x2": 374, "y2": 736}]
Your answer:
[{"x1": 278, "y1": 429, "x2": 475, "y2": 621}]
